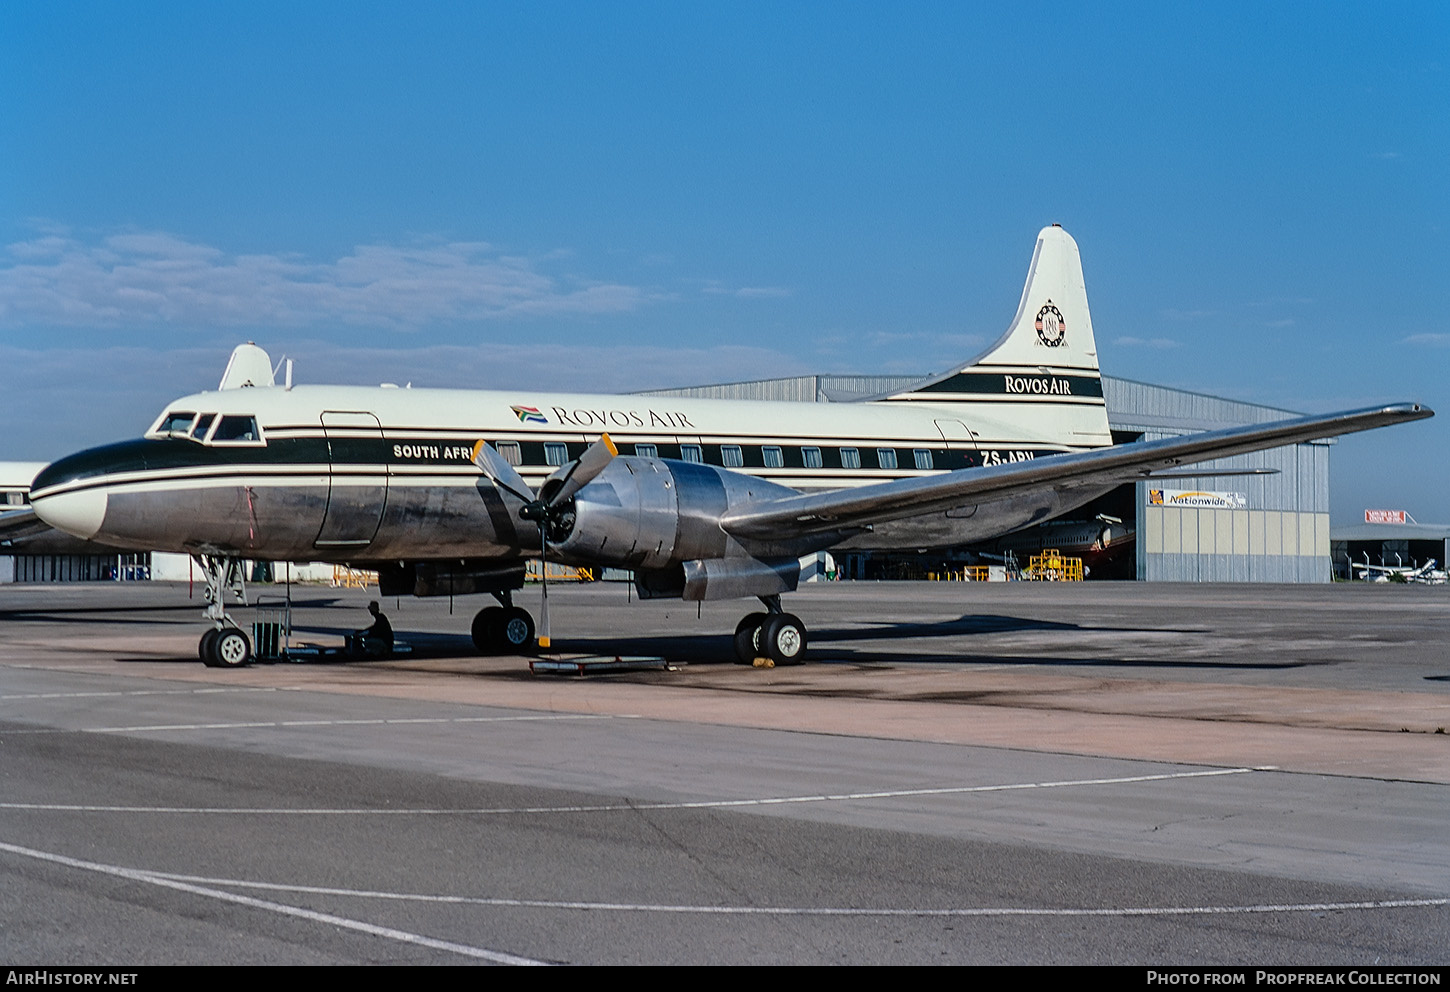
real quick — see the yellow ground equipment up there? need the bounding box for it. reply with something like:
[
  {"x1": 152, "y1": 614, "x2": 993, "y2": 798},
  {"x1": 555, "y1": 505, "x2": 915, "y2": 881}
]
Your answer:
[{"x1": 1023, "y1": 549, "x2": 1083, "y2": 581}]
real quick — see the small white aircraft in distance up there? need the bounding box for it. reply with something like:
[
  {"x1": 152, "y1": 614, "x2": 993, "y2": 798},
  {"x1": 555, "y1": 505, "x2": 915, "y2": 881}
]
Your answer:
[
  {"x1": 1351, "y1": 559, "x2": 1447, "y2": 585},
  {"x1": 27, "y1": 226, "x2": 1434, "y2": 667}
]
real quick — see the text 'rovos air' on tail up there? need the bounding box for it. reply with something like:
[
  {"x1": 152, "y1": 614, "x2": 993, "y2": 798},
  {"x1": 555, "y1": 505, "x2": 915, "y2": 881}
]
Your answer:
[{"x1": 880, "y1": 224, "x2": 1113, "y2": 451}]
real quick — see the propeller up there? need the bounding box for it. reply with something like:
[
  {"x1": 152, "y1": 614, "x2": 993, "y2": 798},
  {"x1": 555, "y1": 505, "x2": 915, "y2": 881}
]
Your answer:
[
  {"x1": 472, "y1": 434, "x2": 618, "y2": 650},
  {"x1": 471, "y1": 439, "x2": 535, "y2": 505}
]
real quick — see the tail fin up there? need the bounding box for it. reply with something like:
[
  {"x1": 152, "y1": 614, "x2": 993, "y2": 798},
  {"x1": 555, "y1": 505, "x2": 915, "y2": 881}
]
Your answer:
[{"x1": 879, "y1": 225, "x2": 1111, "y2": 449}]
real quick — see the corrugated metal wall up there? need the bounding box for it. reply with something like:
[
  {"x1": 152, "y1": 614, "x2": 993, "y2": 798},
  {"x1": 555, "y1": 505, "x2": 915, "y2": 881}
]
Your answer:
[{"x1": 1107, "y1": 378, "x2": 1331, "y2": 583}]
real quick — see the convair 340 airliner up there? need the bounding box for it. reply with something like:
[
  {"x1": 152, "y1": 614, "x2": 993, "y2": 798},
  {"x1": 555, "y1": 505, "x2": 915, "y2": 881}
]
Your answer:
[{"x1": 28, "y1": 226, "x2": 1432, "y2": 667}]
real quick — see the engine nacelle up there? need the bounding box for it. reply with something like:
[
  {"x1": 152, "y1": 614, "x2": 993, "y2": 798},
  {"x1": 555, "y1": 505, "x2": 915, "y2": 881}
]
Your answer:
[{"x1": 548, "y1": 457, "x2": 801, "y2": 570}]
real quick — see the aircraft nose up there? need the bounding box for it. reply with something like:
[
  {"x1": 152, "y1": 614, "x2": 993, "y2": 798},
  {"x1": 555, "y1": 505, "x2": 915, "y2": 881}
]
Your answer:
[
  {"x1": 29, "y1": 440, "x2": 147, "y2": 542},
  {"x1": 32, "y1": 488, "x2": 109, "y2": 540}
]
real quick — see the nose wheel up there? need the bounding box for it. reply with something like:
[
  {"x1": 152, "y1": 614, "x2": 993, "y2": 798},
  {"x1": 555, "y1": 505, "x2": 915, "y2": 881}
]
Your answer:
[{"x1": 199, "y1": 626, "x2": 252, "y2": 668}]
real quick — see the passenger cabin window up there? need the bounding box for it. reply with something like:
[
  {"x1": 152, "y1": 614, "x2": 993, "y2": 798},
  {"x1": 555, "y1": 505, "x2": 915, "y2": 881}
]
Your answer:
[
  {"x1": 497, "y1": 441, "x2": 522, "y2": 466},
  {"x1": 211, "y1": 415, "x2": 262, "y2": 444},
  {"x1": 913, "y1": 449, "x2": 934, "y2": 470},
  {"x1": 681, "y1": 444, "x2": 704, "y2": 464},
  {"x1": 802, "y1": 446, "x2": 823, "y2": 469},
  {"x1": 544, "y1": 442, "x2": 568, "y2": 467},
  {"x1": 2, "y1": 491, "x2": 25, "y2": 506},
  {"x1": 840, "y1": 447, "x2": 861, "y2": 469},
  {"x1": 159, "y1": 411, "x2": 196, "y2": 436},
  {"x1": 762, "y1": 446, "x2": 784, "y2": 468},
  {"x1": 634, "y1": 443, "x2": 658, "y2": 458},
  {"x1": 877, "y1": 448, "x2": 899, "y2": 470},
  {"x1": 721, "y1": 445, "x2": 744, "y2": 468}
]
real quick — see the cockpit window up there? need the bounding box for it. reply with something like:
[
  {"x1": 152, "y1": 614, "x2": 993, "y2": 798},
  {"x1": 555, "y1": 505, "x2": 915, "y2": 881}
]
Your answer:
[
  {"x1": 158, "y1": 411, "x2": 196, "y2": 435},
  {"x1": 211, "y1": 415, "x2": 262, "y2": 444},
  {"x1": 191, "y1": 413, "x2": 217, "y2": 439}
]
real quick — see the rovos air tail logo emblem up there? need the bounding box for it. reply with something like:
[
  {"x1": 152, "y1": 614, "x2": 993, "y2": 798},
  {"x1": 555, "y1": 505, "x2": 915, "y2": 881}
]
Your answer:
[{"x1": 1035, "y1": 302, "x2": 1066, "y2": 347}]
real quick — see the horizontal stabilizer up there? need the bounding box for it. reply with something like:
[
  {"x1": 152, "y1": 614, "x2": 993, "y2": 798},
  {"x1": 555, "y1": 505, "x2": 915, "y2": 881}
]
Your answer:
[{"x1": 1140, "y1": 468, "x2": 1280, "y2": 479}]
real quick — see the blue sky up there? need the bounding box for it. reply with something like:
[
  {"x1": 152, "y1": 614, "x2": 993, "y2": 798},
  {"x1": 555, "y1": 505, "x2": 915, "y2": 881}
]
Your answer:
[{"x1": 2, "y1": 2, "x2": 1445, "y2": 524}]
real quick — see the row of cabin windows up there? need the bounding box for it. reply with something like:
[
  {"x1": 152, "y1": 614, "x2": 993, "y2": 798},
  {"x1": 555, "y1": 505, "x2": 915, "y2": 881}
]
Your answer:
[{"x1": 496, "y1": 441, "x2": 952, "y2": 472}]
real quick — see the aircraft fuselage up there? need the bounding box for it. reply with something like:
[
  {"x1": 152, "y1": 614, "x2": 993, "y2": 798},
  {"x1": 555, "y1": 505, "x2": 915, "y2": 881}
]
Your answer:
[{"x1": 29, "y1": 381, "x2": 1106, "y2": 566}]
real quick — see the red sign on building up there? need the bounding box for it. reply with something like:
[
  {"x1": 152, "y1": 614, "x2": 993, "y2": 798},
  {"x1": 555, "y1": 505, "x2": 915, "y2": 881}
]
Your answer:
[{"x1": 1365, "y1": 509, "x2": 1407, "y2": 524}]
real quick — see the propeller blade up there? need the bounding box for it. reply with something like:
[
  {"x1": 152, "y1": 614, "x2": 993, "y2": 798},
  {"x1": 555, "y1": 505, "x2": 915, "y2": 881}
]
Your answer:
[
  {"x1": 543, "y1": 433, "x2": 619, "y2": 510},
  {"x1": 471, "y1": 440, "x2": 536, "y2": 504}
]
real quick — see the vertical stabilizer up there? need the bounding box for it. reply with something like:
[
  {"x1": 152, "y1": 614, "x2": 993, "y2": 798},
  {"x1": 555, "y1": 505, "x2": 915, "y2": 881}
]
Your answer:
[{"x1": 878, "y1": 225, "x2": 1111, "y2": 450}]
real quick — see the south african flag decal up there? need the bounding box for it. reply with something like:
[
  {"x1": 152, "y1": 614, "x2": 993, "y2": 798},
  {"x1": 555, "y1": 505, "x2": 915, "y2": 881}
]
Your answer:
[{"x1": 510, "y1": 405, "x2": 548, "y2": 424}]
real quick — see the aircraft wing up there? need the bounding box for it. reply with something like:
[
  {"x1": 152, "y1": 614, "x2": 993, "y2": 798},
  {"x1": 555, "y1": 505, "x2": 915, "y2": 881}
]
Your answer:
[
  {"x1": 0, "y1": 508, "x2": 53, "y2": 546},
  {"x1": 720, "y1": 403, "x2": 1432, "y2": 541}
]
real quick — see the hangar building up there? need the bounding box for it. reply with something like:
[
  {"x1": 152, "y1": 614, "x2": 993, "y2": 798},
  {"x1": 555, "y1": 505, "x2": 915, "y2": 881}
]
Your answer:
[
  {"x1": 644, "y1": 374, "x2": 1333, "y2": 583},
  {"x1": 1330, "y1": 521, "x2": 1450, "y2": 579}
]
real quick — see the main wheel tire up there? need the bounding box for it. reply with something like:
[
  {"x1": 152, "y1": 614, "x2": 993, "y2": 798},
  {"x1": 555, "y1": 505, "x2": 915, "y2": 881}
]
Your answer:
[
  {"x1": 213, "y1": 628, "x2": 252, "y2": 668},
  {"x1": 494, "y1": 607, "x2": 536, "y2": 654},
  {"x1": 760, "y1": 613, "x2": 807, "y2": 666},
  {"x1": 472, "y1": 607, "x2": 506, "y2": 653},
  {"x1": 733, "y1": 612, "x2": 767, "y2": 665},
  {"x1": 199, "y1": 628, "x2": 222, "y2": 667}
]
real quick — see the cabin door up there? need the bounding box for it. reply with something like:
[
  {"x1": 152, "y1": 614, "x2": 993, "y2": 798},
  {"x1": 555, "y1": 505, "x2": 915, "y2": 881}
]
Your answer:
[{"x1": 315, "y1": 411, "x2": 389, "y2": 548}]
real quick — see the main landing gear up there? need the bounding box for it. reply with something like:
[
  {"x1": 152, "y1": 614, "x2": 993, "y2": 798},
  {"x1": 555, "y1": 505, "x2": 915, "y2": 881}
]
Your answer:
[
  {"x1": 733, "y1": 594, "x2": 808, "y2": 666},
  {"x1": 194, "y1": 554, "x2": 253, "y2": 668},
  {"x1": 471, "y1": 591, "x2": 537, "y2": 655}
]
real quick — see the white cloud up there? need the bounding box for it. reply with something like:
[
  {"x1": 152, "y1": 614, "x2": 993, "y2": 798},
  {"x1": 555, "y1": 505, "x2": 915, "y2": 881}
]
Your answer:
[
  {"x1": 1402, "y1": 333, "x2": 1450, "y2": 347},
  {"x1": 0, "y1": 339, "x2": 814, "y2": 459},
  {"x1": 698, "y1": 280, "x2": 792, "y2": 298},
  {"x1": 0, "y1": 229, "x2": 654, "y2": 329}
]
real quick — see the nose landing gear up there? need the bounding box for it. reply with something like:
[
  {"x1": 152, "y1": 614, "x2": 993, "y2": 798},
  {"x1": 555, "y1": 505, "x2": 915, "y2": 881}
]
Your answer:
[{"x1": 195, "y1": 554, "x2": 253, "y2": 668}]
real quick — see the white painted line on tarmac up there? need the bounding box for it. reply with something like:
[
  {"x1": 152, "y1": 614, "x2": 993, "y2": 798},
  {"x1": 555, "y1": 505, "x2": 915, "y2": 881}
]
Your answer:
[
  {"x1": 657, "y1": 766, "x2": 1265, "y2": 809},
  {"x1": 0, "y1": 713, "x2": 622, "y2": 734},
  {"x1": 0, "y1": 687, "x2": 299, "y2": 702},
  {"x1": 0, "y1": 766, "x2": 1264, "y2": 816},
  {"x1": 123, "y1": 866, "x2": 1450, "y2": 919},
  {"x1": 0, "y1": 840, "x2": 547, "y2": 966}
]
